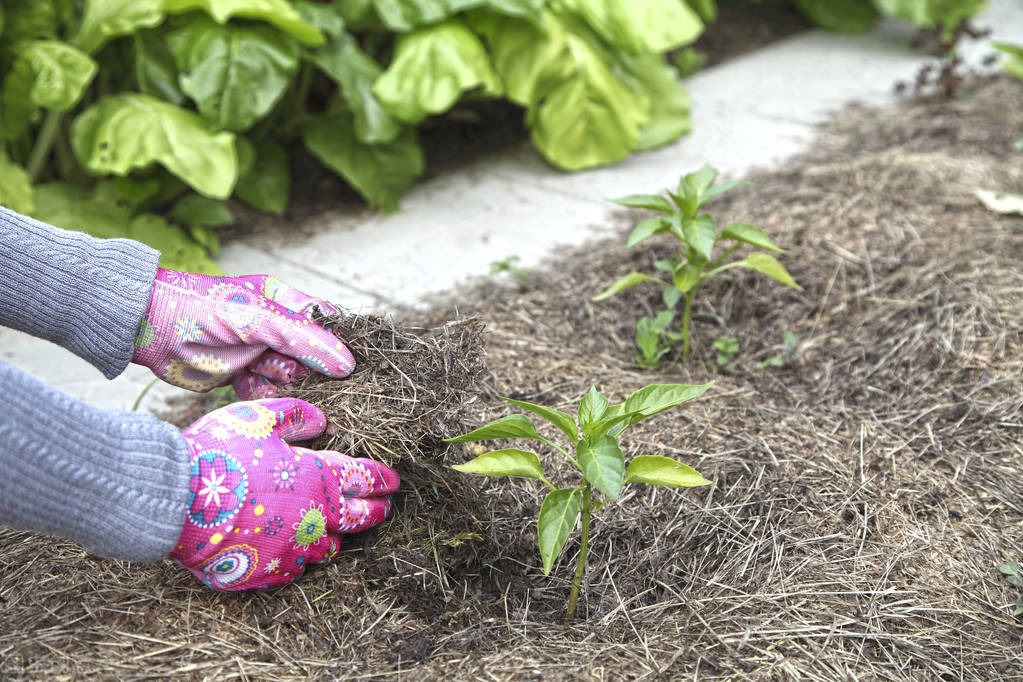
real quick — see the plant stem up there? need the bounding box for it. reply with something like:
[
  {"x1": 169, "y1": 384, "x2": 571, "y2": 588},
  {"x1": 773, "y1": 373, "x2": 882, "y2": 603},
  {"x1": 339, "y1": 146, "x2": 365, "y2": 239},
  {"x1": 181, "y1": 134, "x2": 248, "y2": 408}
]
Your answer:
[
  {"x1": 565, "y1": 484, "x2": 592, "y2": 620},
  {"x1": 681, "y1": 289, "x2": 696, "y2": 358},
  {"x1": 27, "y1": 110, "x2": 63, "y2": 183}
]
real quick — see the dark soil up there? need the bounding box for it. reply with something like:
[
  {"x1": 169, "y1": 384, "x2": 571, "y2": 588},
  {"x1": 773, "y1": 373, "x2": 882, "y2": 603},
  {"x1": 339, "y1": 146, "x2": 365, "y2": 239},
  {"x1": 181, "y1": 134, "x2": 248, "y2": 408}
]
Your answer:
[{"x1": 3, "y1": 74, "x2": 1023, "y2": 680}]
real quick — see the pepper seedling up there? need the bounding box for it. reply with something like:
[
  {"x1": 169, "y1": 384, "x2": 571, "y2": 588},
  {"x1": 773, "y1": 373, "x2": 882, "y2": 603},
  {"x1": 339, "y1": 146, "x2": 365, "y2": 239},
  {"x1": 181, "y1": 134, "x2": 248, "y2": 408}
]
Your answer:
[
  {"x1": 594, "y1": 164, "x2": 801, "y2": 363},
  {"x1": 446, "y1": 383, "x2": 713, "y2": 619}
]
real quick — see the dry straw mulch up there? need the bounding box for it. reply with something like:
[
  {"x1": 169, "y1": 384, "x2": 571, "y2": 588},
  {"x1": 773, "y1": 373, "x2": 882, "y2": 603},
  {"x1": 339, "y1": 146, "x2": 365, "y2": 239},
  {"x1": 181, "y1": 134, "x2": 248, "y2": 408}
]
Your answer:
[{"x1": 3, "y1": 76, "x2": 1023, "y2": 680}]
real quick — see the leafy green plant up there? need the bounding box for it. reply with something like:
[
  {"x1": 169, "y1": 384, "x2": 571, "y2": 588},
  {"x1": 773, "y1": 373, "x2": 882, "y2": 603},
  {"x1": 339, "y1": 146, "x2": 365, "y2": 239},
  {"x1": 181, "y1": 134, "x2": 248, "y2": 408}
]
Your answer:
[
  {"x1": 634, "y1": 309, "x2": 684, "y2": 369},
  {"x1": 999, "y1": 562, "x2": 1023, "y2": 616},
  {"x1": 755, "y1": 331, "x2": 799, "y2": 370},
  {"x1": 594, "y1": 165, "x2": 801, "y2": 362},
  {"x1": 712, "y1": 335, "x2": 738, "y2": 372},
  {"x1": 0, "y1": 0, "x2": 707, "y2": 265},
  {"x1": 489, "y1": 255, "x2": 539, "y2": 291},
  {"x1": 446, "y1": 383, "x2": 713, "y2": 618}
]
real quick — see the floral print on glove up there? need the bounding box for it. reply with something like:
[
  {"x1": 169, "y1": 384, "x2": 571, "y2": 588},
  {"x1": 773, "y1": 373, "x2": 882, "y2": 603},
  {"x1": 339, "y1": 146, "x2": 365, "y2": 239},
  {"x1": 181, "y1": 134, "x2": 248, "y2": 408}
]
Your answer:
[
  {"x1": 132, "y1": 269, "x2": 354, "y2": 397},
  {"x1": 171, "y1": 398, "x2": 399, "y2": 591}
]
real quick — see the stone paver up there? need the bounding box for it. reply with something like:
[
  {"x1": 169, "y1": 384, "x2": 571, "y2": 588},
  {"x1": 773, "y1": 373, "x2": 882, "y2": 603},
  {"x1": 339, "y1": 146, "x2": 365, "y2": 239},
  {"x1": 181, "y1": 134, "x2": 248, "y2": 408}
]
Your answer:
[{"x1": 4, "y1": 0, "x2": 1021, "y2": 413}]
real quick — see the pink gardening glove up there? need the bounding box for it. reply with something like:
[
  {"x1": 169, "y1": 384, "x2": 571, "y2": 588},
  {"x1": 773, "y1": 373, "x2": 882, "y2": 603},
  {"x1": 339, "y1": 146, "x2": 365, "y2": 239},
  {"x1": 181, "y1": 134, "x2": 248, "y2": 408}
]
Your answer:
[
  {"x1": 132, "y1": 269, "x2": 354, "y2": 398},
  {"x1": 171, "y1": 397, "x2": 399, "y2": 591}
]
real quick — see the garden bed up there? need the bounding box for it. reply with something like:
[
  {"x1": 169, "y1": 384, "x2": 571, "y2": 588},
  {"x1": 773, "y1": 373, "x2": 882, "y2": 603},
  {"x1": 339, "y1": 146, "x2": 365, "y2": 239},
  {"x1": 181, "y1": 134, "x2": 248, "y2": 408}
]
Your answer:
[{"x1": 2, "y1": 76, "x2": 1023, "y2": 679}]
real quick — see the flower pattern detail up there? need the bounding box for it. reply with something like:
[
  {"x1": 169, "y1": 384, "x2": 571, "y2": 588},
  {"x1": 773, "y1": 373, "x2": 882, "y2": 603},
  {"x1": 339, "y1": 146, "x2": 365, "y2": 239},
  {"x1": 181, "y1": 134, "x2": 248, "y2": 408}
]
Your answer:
[
  {"x1": 293, "y1": 502, "x2": 327, "y2": 549},
  {"x1": 264, "y1": 516, "x2": 284, "y2": 536},
  {"x1": 134, "y1": 318, "x2": 156, "y2": 349},
  {"x1": 264, "y1": 557, "x2": 281, "y2": 573},
  {"x1": 298, "y1": 355, "x2": 330, "y2": 375},
  {"x1": 211, "y1": 283, "x2": 263, "y2": 339},
  {"x1": 165, "y1": 356, "x2": 231, "y2": 391},
  {"x1": 218, "y1": 402, "x2": 276, "y2": 439},
  {"x1": 187, "y1": 452, "x2": 247, "y2": 528},
  {"x1": 271, "y1": 457, "x2": 298, "y2": 492},
  {"x1": 200, "y1": 545, "x2": 258, "y2": 589},
  {"x1": 173, "y1": 316, "x2": 203, "y2": 343}
]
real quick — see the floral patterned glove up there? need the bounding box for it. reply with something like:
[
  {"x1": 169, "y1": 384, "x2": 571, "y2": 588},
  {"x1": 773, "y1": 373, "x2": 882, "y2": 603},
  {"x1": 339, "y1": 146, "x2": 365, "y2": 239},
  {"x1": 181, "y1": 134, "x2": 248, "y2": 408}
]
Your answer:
[
  {"x1": 171, "y1": 397, "x2": 399, "y2": 590},
  {"x1": 132, "y1": 269, "x2": 354, "y2": 398}
]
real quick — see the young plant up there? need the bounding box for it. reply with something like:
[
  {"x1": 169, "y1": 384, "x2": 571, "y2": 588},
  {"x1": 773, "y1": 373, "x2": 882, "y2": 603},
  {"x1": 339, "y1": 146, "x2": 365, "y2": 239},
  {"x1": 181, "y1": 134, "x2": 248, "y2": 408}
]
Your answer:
[
  {"x1": 999, "y1": 562, "x2": 1023, "y2": 617},
  {"x1": 446, "y1": 383, "x2": 713, "y2": 619},
  {"x1": 489, "y1": 255, "x2": 538, "y2": 291},
  {"x1": 755, "y1": 331, "x2": 799, "y2": 370},
  {"x1": 594, "y1": 164, "x2": 801, "y2": 361},
  {"x1": 712, "y1": 335, "x2": 739, "y2": 372},
  {"x1": 635, "y1": 310, "x2": 683, "y2": 369}
]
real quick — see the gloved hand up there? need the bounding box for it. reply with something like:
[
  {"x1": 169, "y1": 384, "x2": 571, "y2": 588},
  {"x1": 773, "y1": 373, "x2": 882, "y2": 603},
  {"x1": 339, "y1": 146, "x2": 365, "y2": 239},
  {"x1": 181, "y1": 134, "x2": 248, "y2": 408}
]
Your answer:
[
  {"x1": 132, "y1": 269, "x2": 354, "y2": 398},
  {"x1": 170, "y1": 398, "x2": 399, "y2": 590}
]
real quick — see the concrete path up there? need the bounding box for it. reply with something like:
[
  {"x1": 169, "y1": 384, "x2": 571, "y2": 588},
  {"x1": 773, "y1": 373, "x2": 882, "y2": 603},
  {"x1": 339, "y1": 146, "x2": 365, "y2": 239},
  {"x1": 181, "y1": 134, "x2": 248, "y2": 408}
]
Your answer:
[{"x1": 4, "y1": 0, "x2": 1021, "y2": 413}]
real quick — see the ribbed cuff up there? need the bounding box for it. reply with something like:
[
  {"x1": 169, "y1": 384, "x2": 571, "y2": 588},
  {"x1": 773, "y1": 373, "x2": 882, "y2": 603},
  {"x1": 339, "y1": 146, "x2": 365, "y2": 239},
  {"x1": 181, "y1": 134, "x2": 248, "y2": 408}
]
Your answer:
[
  {"x1": 0, "y1": 206, "x2": 159, "y2": 378},
  {"x1": 0, "y1": 361, "x2": 191, "y2": 561}
]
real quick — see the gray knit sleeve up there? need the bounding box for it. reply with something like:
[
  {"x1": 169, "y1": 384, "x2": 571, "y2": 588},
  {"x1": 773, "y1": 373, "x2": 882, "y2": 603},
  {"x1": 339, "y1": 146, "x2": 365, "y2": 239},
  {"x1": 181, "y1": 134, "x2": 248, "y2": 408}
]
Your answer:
[
  {"x1": 0, "y1": 360, "x2": 190, "y2": 561},
  {"x1": 0, "y1": 206, "x2": 158, "y2": 379}
]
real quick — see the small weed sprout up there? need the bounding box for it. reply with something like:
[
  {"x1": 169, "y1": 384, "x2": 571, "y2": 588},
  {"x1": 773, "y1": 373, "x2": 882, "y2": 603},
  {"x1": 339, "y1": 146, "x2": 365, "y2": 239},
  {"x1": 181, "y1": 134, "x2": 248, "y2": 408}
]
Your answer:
[
  {"x1": 755, "y1": 331, "x2": 799, "y2": 370},
  {"x1": 712, "y1": 336, "x2": 739, "y2": 372},
  {"x1": 594, "y1": 165, "x2": 801, "y2": 365},
  {"x1": 999, "y1": 562, "x2": 1023, "y2": 616},
  {"x1": 446, "y1": 383, "x2": 713, "y2": 619},
  {"x1": 490, "y1": 255, "x2": 538, "y2": 291}
]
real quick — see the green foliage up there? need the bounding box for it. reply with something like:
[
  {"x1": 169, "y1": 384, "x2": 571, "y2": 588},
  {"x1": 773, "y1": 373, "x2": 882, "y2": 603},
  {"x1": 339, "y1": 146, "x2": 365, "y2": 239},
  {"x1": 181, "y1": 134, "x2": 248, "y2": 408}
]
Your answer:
[
  {"x1": 490, "y1": 255, "x2": 538, "y2": 290},
  {"x1": 447, "y1": 382, "x2": 712, "y2": 617},
  {"x1": 0, "y1": 0, "x2": 986, "y2": 268},
  {"x1": 712, "y1": 335, "x2": 738, "y2": 372},
  {"x1": 755, "y1": 331, "x2": 799, "y2": 370},
  {"x1": 994, "y1": 42, "x2": 1023, "y2": 81},
  {"x1": 998, "y1": 562, "x2": 1023, "y2": 616},
  {"x1": 594, "y1": 165, "x2": 800, "y2": 366}
]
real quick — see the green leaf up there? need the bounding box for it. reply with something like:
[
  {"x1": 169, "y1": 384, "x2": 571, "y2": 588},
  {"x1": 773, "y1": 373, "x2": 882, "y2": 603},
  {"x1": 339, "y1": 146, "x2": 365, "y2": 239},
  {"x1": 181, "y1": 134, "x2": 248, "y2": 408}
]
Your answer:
[
  {"x1": 742, "y1": 252, "x2": 802, "y2": 290},
  {"x1": 373, "y1": 20, "x2": 502, "y2": 125},
  {"x1": 720, "y1": 222, "x2": 782, "y2": 252},
  {"x1": 134, "y1": 32, "x2": 185, "y2": 106},
  {"x1": 307, "y1": 34, "x2": 402, "y2": 144},
  {"x1": 444, "y1": 413, "x2": 543, "y2": 443},
  {"x1": 470, "y1": 12, "x2": 570, "y2": 106},
  {"x1": 537, "y1": 488, "x2": 581, "y2": 575},
  {"x1": 697, "y1": 179, "x2": 747, "y2": 207},
  {"x1": 672, "y1": 262, "x2": 701, "y2": 293},
  {"x1": 662, "y1": 286, "x2": 682, "y2": 308},
  {"x1": 93, "y1": 177, "x2": 160, "y2": 209},
  {"x1": 685, "y1": 0, "x2": 716, "y2": 22},
  {"x1": 577, "y1": 435, "x2": 625, "y2": 499},
  {"x1": 164, "y1": 0, "x2": 325, "y2": 45},
  {"x1": 624, "y1": 455, "x2": 710, "y2": 487},
  {"x1": 167, "y1": 16, "x2": 300, "y2": 131},
  {"x1": 293, "y1": 0, "x2": 345, "y2": 37},
  {"x1": 682, "y1": 214, "x2": 716, "y2": 262},
  {"x1": 621, "y1": 382, "x2": 714, "y2": 427},
  {"x1": 611, "y1": 193, "x2": 674, "y2": 213},
  {"x1": 303, "y1": 114, "x2": 423, "y2": 212},
  {"x1": 71, "y1": 93, "x2": 238, "y2": 199},
  {"x1": 528, "y1": 21, "x2": 647, "y2": 170},
  {"x1": 994, "y1": 42, "x2": 1023, "y2": 81},
  {"x1": 0, "y1": 153, "x2": 34, "y2": 214},
  {"x1": 373, "y1": 0, "x2": 476, "y2": 32},
  {"x1": 501, "y1": 396, "x2": 578, "y2": 444},
  {"x1": 1000, "y1": 562, "x2": 1020, "y2": 576},
  {"x1": 577, "y1": 387, "x2": 609, "y2": 432},
  {"x1": 873, "y1": 0, "x2": 984, "y2": 30},
  {"x1": 169, "y1": 194, "x2": 233, "y2": 227},
  {"x1": 616, "y1": 52, "x2": 692, "y2": 151},
  {"x1": 626, "y1": 217, "x2": 671, "y2": 247},
  {"x1": 794, "y1": 0, "x2": 879, "y2": 33},
  {"x1": 75, "y1": 0, "x2": 166, "y2": 54},
  {"x1": 593, "y1": 272, "x2": 666, "y2": 301},
  {"x1": 976, "y1": 189, "x2": 1023, "y2": 216},
  {"x1": 1, "y1": 40, "x2": 97, "y2": 139},
  {"x1": 682, "y1": 164, "x2": 717, "y2": 199},
  {"x1": 452, "y1": 448, "x2": 549, "y2": 482},
  {"x1": 555, "y1": 0, "x2": 703, "y2": 53},
  {"x1": 11, "y1": 41, "x2": 97, "y2": 111},
  {"x1": 235, "y1": 140, "x2": 289, "y2": 214}
]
